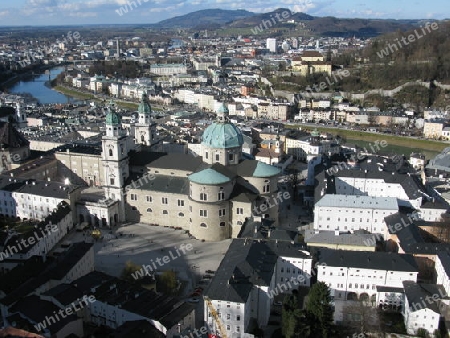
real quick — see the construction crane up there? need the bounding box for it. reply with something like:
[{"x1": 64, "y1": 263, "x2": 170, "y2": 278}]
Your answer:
[{"x1": 204, "y1": 297, "x2": 227, "y2": 338}]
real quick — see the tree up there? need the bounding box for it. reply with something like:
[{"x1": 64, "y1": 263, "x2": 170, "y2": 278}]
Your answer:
[
  {"x1": 158, "y1": 270, "x2": 178, "y2": 295},
  {"x1": 282, "y1": 293, "x2": 299, "y2": 338},
  {"x1": 305, "y1": 282, "x2": 334, "y2": 338},
  {"x1": 417, "y1": 328, "x2": 429, "y2": 338},
  {"x1": 120, "y1": 261, "x2": 141, "y2": 283},
  {"x1": 343, "y1": 299, "x2": 380, "y2": 335}
]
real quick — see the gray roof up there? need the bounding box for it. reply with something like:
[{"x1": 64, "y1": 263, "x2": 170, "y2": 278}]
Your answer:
[
  {"x1": 205, "y1": 239, "x2": 310, "y2": 303},
  {"x1": 334, "y1": 161, "x2": 424, "y2": 200},
  {"x1": 132, "y1": 174, "x2": 189, "y2": 195},
  {"x1": 376, "y1": 285, "x2": 404, "y2": 293},
  {"x1": 149, "y1": 152, "x2": 204, "y2": 172},
  {"x1": 403, "y1": 281, "x2": 445, "y2": 313},
  {"x1": 305, "y1": 230, "x2": 377, "y2": 247},
  {"x1": 438, "y1": 251, "x2": 450, "y2": 278},
  {"x1": 315, "y1": 194, "x2": 398, "y2": 210},
  {"x1": 427, "y1": 147, "x2": 450, "y2": 173},
  {"x1": 0, "y1": 175, "x2": 79, "y2": 199},
  {"x1": 318, "y1": 249, "x2": 418, "y2": 272}
]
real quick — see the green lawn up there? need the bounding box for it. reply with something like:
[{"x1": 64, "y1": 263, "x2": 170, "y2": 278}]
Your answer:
[
  {"x1": 53, "y1": 85, "x2": 95, "y2": 100},
  {"x1": 287, "y1": 124, "x2": 448, "y2": 157}
]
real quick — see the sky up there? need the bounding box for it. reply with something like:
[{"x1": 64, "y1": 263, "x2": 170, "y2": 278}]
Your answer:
[{"x1": 0, "y1": 0, "x2": 447, "y2": 26}]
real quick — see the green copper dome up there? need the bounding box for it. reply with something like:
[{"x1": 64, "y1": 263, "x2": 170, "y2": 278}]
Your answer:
[
  {"x1": 201, "y1": 103, "x2": 243, "y2": 149},
  {"x1": 105, "y1": 101, "x2": 121, "y2": 126},
  {"x1": 202, "y1": 123, "x2": 244, "y2": 149},
  {"x1": 253, "y1": 161, "x2": 281, "y2": 178},
  {"x1": 189, "y1": 168, "x2": 231, "y2": 185},
  {"x1": 138, "y1": 94, "x2": 152, "y2": 115}
]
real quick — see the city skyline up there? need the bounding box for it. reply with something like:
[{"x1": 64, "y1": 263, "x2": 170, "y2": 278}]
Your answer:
[{"x1": 0, "y1": 0, "x2": 447, "y2": 26}]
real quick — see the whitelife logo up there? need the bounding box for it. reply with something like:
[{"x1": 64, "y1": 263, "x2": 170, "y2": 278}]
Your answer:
[
  {"x1": 0, "y1": 224, "x2": 58, "y2": 261},
  {"x1": 377, "y1": 22, "x2": 439, "y2": 59}
]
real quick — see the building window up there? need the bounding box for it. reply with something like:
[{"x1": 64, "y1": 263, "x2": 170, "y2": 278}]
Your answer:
[
  {"x1": 163, "y1": 210, "x2": 168, "y2": 215},
  {"x1": 110, "y1": 178, "x2": 115, "y2": 185},
  {"x1": 215, "y1": 153, "x2": 220, "y2": 161},
  {"x1": 179, "y1": 212, "x2": 184, "y2": 217},
  {"x1": 146, "y1": 208, "x2": 152, "y2": 213},
  {"x1": 218, "y1": 189, "x2": 224, "y2": 201},
  {"x1": 219, "y1": 209, "x2": 226, "y2": 217},
  {"x1": 200, "y1": 210, "x2": 208, "y2": 217},
  {"x1": 109, "y1": 149, "x2": 113, "y2": 156},
  {"x1": 200, "y1": 193, "x2": 207, "y2": 201},
  {"x1": 146, "y1": 195, "x2": 152, "y2": 202},
  {"x1": 263, "y1": 184, "x2": 270, "y2": 193},
  {"x1": 178, "y1": 199, "x2": 184, "y2": 207},
  {"x1": 162, "y1": 197, "x2": 168, "y2": 204},
  {"x1": 205, "y1": 151, "x2": 208, "y2": 159},
  {"x1": 228, "y1": 153, "x2": 234, "y2": 161},
  {"x1": 236, "y1": 207, "x2": 243, "y2": 214},
  {"x1": 130, "y1": 194, "x2": 137, "y2": 201},
  {"x1": 200, "y1": 223, "x2": 207, "y2": 228},
  {"x1": 220, "y1": 222, "x2": 226, "y2": 227},
  {"x1": 236, "y1": 315, "x2": 240, "y2": 321}
]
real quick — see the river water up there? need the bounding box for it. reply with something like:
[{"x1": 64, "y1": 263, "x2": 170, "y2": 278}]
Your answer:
[{"x1": 8, "y1": 66, "x2": 79, "y2": 104}]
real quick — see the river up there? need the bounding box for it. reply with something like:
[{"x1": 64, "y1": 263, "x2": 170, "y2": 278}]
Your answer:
[{"x1": 8, "y1": 66, "x2": 80, "y2": 104}]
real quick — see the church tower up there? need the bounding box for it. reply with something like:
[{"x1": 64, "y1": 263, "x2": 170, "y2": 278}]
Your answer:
[
  {"x1": 135, "y1": 93, "x2": 153, "y2": 146},
  {"x1": 15, "y1": 102, "x2": 27, "y2": 129},
  {"x1": 102, "y1": 101, "x2": 129, "y2": 221}
]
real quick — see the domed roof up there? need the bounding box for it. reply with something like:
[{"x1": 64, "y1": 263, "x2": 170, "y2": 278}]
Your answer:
[
  {"x1": 105, "y1": 101, "x2": 121, "y2": 126},
  {"x1": 253, "y1": 161, "x2": 281, "y2": 178},
  {"x1": 202, "y1": 102, "x2": 243, "y2": 149},
  {"x1": 138, "y1": 94, "x2": 152, "y2": 115},
  {"x1": 189, "y1": 168, "x2": 231, "y2": 185},
  {"x1": 202, "y1": 122, "x2": 244, "y2": 149}
]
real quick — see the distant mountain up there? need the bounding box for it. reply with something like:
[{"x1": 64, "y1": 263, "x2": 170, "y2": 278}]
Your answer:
[
  {"x1": 304, "y1": 17, "x2": 419, "y2": 37},
  {"x1": 153, "y1": 8, "x2": 421, "y2": 38},
  {"x1": 153, "y1": 9, "x2": 255, "y2": 29},
  {"x1": 228, "y1": 8, "x2": 314, "y2": 28},
  {"x1": 228, "y1": 8, "x2": 418, "y2": 37}
]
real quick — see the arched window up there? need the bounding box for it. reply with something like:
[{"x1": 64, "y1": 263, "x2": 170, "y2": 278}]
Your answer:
[
  {"x1": 109, "y1": 149, "x2": 113, "y2": 156},
  {"x1": 163, "y1": 210, "x2": 168, "y2": 215},
  {"x1": 237, "y1": 221, "x2": 243, "y2": 225},
  {"x1": 179, "y1": 212, "x2": 184, "y2": 217},
  {"x1": 200, "y1": 223, "x2": 207, "y2": 228},
  {"x1": 146, "y1": 208, "x2": 152, "y2": 213}
]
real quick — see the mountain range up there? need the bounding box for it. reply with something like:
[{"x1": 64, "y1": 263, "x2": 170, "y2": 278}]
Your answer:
[{"x1": 153, "y1": 8, "x2": 422, "y2": 37}]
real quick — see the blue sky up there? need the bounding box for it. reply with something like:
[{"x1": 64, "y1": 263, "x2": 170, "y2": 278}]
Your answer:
[{"x1": 0, "y1": 0, "x2": 447, "y2": 26}]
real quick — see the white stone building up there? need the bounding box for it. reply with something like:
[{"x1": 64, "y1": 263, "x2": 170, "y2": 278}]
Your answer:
[
  {"x1": 204, "y1": 239, "x2": 312, "y2": 338},
  {"x1": 318, "y1": 250, "x2": 418, "y2": 302},
  {"x1": 313, "y1": 194, "x2": 399, "y2": 234}
]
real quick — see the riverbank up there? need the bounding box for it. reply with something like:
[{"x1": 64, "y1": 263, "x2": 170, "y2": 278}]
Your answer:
[
  {"x1": 1, "y1": 63, "x2": 61, "y2": 88},
  {"x1": 53, "y1": 84, "x2": 140, "y2": 110},
  {"x1": 286, "y1": 124, "x2": 448, "y2": 159}
]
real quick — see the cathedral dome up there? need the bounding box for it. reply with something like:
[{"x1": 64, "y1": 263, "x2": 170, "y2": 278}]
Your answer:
[
  {"x1": 201, "y1": 103, "x2": 243, "y2": 149},
  {"x1": 202, "y1": 122, "x2": 243, "y2": 149}
]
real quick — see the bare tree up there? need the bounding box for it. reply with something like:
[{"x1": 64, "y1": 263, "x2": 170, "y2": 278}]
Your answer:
[{"x1": 342, "y1": 300, "x2": 381, "y2": 336}]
